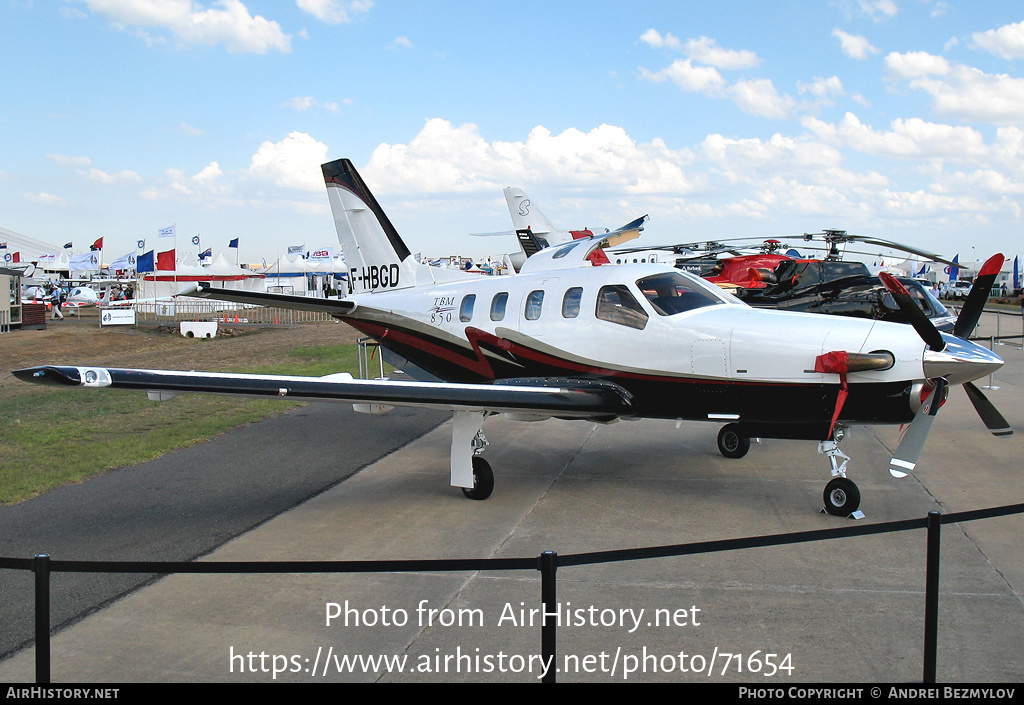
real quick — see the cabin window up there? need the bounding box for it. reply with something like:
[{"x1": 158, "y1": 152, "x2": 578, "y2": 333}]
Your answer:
[
  {"x1": 562, "y1": 287, "x2": 583, "y2": 318},
  {"x1": 525, "y1": 290, "x2": 544, "y2": 320},
  {"x1": 490, "y1": 292, "x2": 508, "y2": 321},
  {"x1": 635, "y1": 272, "x2": 725, "y2": 315},
  {"x1": 595, "y1": 285, "x2": 648, "y2": 330},
  {"x1": 459, "y1": 294, "x2": 476, "y2": 322}
]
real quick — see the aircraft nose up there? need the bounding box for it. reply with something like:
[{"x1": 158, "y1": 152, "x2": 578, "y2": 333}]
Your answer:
[{"x1": 923, "y1": 334, "x2": 1004, "y2": 385}]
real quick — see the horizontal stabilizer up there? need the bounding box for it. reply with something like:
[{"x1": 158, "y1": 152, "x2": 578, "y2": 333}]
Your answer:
[{"x1": 182, "y1": 282, "x2": 356, "y2": 315}]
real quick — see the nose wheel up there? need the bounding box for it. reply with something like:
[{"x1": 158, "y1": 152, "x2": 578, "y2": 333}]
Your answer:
[
  {"x1": 818, "y1": 436, "x2": 862, "y2": 518},
  {"x1": 823, "y1": 476, "x2": 861, "y2": 516}
]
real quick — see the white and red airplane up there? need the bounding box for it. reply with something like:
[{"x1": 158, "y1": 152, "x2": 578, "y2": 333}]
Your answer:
[{"x1": 15, "y1": 159, "x2": 1011, "y2": 516}]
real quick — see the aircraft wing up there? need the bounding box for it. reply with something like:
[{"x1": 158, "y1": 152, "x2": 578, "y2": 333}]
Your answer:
[
  {"x1": 13, "y1": 366, "x2": 635, "y2": 418},
  {"x1": 179, "y1": 282, "x2": 356, "y2": 316}
]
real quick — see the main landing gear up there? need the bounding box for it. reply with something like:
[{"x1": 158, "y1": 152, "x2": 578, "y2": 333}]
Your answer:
[
  {"x1": 451, "y1": 410, "x2": 494, "y2": 500},
  {"x1": 717, "y1": 424, "x2": 750, "y2": 459},
  {"x1": 462, "y1": 457, "x2": 494, "y2": 501}
]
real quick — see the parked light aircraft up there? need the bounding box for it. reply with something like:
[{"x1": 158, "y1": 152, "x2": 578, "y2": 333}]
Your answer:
[
  {"x1": 14, "y1": 160, "x2": 1012, "y2": 517},
  {"x1": 501, "y1": 187, "x2": 678, "y2": 269}
]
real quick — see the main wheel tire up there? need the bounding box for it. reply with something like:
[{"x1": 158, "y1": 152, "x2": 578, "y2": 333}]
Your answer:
[
  {"x1": 823, "y1": 477, "x2": 861, "y2": 516},
  {"x1": 717, "y1": 424, "x2": 750, "y2": 459},
  {"x1": 462, "y1": 457, "x2": 494, "y2": 500}
]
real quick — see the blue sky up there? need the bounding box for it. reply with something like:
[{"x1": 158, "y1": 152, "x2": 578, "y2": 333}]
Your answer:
[{"x1": 2, "y1": 1, "x2": 1023, "y2": 270}]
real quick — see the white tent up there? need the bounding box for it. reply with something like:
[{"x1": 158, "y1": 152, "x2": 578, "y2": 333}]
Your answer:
[{"x1": 138, "y1": 254, "x2": 265, "y2": 300}]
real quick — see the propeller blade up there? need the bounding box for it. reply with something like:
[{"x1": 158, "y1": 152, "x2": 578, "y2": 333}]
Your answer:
[
  {"x1": 963, "y1": 381, "x2": 1014, "y2": 436},
  {"x1": 889, "y1": 379, "x2": 947, "y2": 477},
  {"x1": 953, "y1": 253, "x2": 1005, "y2": 339},
  {"x1": 878, "y1": 272, "x2": 946, "y2": 351}
]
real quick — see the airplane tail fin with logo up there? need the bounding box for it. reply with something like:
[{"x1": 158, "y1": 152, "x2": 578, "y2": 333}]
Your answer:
[
  {"x1": 503, "y1": 188, "x2": 562, "y2": 243},
  {"x1": 323, "y1": 158, "x2": 473, "y2": 295}
]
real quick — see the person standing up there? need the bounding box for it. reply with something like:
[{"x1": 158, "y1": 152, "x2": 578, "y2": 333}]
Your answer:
[{"x1": 50, "y1": 283, "x2": 64, "y2": 320}]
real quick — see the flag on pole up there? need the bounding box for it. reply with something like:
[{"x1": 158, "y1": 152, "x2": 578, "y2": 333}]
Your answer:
[
  {"x1": 1014, "y1": 255, "x2": 1020, "y2": 289},
  {"x1": 63, "y1": 242, "x2": 73, "y2": 249},
  {"x1": 157, "y1": 249, "x2": 176, "y2": 271},
  {"x1": 199, "y1": 248, "x2": 212, "y2": 260},
  {"x1": 90, "y1": 237, "x2": 104, "y2": 251},
  {"x1": 159, "y1": 225, "x2": 176, "y2": 238},
  {"x1": 229, "y1": 238, "x2": 239, "y2": 249},
  {"x1": 137, "y1": 250, "x2": 155, "y2": 273},
  {"x1": 191, "y1": 235, "x2": 201, "y2": 246},
  {"x1": 0, "y1": 242, "x2": 6, "y2": 249},
  {"x1": 12, "y1": 252, "x2": 20, "y2": 263},
  {"x1": 946, "y1": 254, "x2": 960, "y2": 283},
  {"x1": 137, "y1": 239, "x2": 146, "y2": 250},
  {"x1": 287, "y1": 244, "x2": 304, "y2": 255},
  {"x1": 69, "y1": 252, "x2": 100, "y2": 270}
]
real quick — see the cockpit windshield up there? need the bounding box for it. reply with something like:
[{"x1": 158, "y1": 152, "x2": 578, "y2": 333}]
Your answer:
[{"x1": 635, "y1": 271, "x2": 728, "y2": 315}]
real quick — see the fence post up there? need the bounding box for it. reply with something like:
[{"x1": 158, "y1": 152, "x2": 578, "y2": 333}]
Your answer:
[
  {"x1": 923, "y1": 511, "x2": 941, "y2": 683},
  {"x1": 32, "y1": 554, "x2": 51, "y2": 684},
  {"x1": 540, "y1": 550, "x2": 558, "y2": 683}
]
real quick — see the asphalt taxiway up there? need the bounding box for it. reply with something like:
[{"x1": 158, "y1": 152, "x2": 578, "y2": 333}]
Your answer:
[{"x1": 0, "y1": 318, "x2": 1021, "y2": 683}]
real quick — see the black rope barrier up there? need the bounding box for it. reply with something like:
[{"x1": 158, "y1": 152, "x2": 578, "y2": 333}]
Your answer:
[{"x1": 5, "y1": 501, "x2": 1023, "y2": 684}]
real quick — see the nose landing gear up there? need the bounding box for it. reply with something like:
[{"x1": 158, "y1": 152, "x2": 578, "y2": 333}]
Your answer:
[{"x1": 818, "y1": 430, "x2": 863, "y2": 518}]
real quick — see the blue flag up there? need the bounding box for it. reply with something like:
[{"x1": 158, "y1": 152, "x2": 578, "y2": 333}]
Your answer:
[
  {"x1": 229, "y1": 238, "x2": 239, "y2": 249},
  {"x1": 137, "y1": 250, "x2": 155, "y2": 273}
]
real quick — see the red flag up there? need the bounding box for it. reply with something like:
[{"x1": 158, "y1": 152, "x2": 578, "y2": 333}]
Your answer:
[
  {"x1": 90, "y1": 237, "x2": 104, "y2": 251},
  {"x1": 11, "y1": 252, "x2": 20, "y2": 263},
  {"x1": 157, "y1": 249, "x2": 176, "y2": 271}
]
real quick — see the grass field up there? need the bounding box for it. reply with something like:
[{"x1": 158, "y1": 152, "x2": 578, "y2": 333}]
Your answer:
[{"x1": 0, "y1": 343, "x2": 365, "y2": 505}]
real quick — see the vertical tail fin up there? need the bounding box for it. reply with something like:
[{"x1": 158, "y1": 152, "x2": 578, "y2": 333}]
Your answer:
[
  {"x1": 322, "y1": 158, "x2": 415, "y2": 294},
  {"x1": 503, "y1": 187, "x2": 561, "y2": 241}
]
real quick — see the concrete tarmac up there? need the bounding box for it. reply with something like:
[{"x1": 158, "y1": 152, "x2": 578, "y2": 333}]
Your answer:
[{"x1": 0, "y1": 320, "x2": 1022, "y2": 683}]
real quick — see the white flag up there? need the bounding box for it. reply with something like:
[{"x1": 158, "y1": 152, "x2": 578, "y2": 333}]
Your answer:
[
  {"x1": 287, "y1": 245, "x2": 305, "y2": 255},
  {"x1": 159, "y1": 225, "x2": 175, "y2": 238},
  {"x1": 69, "y1": 252, "x2": 100, "y2": 270},
  {"x1": 307, "y1": 247, "x2": 334, "y2": 263}
]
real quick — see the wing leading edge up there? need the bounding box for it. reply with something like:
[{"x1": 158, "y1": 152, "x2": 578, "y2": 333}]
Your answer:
[{"x1": 13, "y1": 366, "x2": 635, "y2": 418}]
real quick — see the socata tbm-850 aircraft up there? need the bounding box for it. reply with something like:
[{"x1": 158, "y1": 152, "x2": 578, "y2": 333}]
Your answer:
[{"x1": 15, "y1": 159, "x2": 1012, "y2": 517}]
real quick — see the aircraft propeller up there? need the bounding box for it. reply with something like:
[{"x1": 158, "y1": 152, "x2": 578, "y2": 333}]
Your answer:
[{"x1": 878, "y1": 253, "x2": 1012, "y2": 477}]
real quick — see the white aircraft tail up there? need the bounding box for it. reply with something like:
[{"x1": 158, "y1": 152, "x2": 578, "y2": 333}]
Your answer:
[
  {"x1": 323, "y1": 158, "x2": 473, "y2": 295},
  {"x1": 503, "y1": 187, "x2": 562, "y2": 241}
]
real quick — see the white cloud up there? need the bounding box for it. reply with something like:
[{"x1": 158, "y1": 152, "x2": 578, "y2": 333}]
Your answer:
[
  {"x1": 248, "y1": 132, "x2": 330, "y2": 191},
  {"x1": 798, "y1": 76, "x2": 844, "y2": 99},
  {"x1": 639, "y1": 28, "x2": 681, "y2": 50},
  {"x1": 47, "y1": 154, "x2": 93, "y2": 167},
  {"x1": 362, "y1": 118, "x2": 695, "y2": 195},
  {"x1": 392, "y1": 36, "x2": 413, "y2": 49},
  {"x1": 832, "y1": 29, "x2": 879, "y2": 60},
  {"x1": 684, "y1": 36, "x2": 761, "y2": 70},
  {"x1": 971, "y1": 20, "x2": 1024, "y2": 60},
  {"x1": 640, "y1": 59, "x2": 726, "y2": 94},
  {"x1": 886, "y1": 53, "x2": 1024, "y2": 124},
  {"x1": 25, "y1": 192, "x2": 66, "y2": 206},
  {"x1": 81, "y1": 0, "x2": 291, "y2": 53},
  {"x1": 180, "y1": 123, "x2": 205, "y2": 136},
  {"x1": 813, "y1": 113, "x2": 988, "y2": 160},
  {"x1": 282, "y1": 96, "x2": 341, "y2": 112},
  {"x1": 857, "y1": 0, "x2": 898, "y2": 22},
  {"x1": 192, "y1": 162, "x2": 223, "y2": 183},
  {"x1": 730, "y1": 78, "x2": 797, "y2": 119},
  {"x1": 297, "y1": 0, "x2": 373, "y2": 24},
  {"x1": 884, "y1": 50, "x2": 950, "y2": 79}
]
